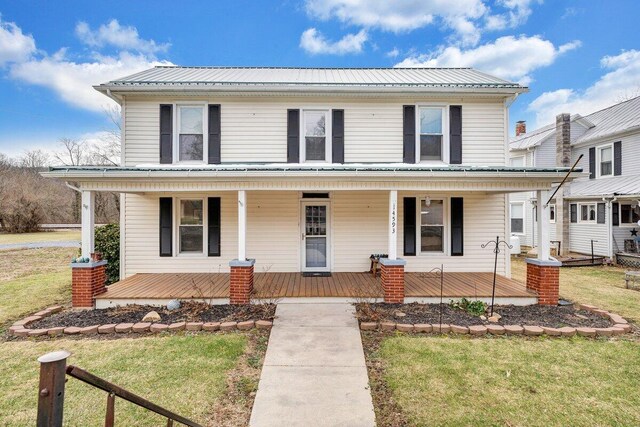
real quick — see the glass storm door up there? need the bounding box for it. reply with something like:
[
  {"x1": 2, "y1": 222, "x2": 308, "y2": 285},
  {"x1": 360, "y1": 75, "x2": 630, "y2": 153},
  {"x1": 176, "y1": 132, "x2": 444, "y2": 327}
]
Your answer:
[{"x1": 301, "y1": 203, "x2": 330, "y2": 272}]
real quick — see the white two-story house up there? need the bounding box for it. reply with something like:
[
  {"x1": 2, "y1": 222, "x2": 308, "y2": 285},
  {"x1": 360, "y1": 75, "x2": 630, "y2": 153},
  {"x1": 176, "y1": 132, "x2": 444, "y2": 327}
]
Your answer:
[
  {"x1": 44, "y1": 66, "x2": 579, "y2": 308},
  {"x1": 509, "y1": 96, "x2": 640, "y2": 266}
]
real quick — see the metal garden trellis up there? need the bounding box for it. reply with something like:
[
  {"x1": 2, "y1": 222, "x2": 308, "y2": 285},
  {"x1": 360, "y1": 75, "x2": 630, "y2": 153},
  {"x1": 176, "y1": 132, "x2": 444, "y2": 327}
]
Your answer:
[
  {"x1": 481, "y1": 236, "x2": 512, "y2": 317},
  {"x1": 428, "y1": 265, "x2": 444, "y2": 332}
]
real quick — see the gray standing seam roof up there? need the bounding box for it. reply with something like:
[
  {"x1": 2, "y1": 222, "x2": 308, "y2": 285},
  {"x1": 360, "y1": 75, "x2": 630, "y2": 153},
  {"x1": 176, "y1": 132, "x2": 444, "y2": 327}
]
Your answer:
[{"x1": 97, "y1": 66, "x2": 525, "y2": 89}]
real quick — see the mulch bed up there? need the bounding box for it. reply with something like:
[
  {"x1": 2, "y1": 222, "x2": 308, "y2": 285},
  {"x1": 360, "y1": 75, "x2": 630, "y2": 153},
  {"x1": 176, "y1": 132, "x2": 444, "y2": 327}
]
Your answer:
[
  {"x1": 30, "y1": 302, "x2": 276, "y2": 329},
  {"x1": 355, "y1": 302, "x2": 613, "y2": 328}
]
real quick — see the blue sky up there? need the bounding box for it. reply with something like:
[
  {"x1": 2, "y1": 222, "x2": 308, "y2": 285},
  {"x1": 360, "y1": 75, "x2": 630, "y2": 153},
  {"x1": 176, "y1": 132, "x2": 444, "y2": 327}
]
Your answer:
[{"x1": 1, "y1": 0, "x2": 639, "y2": 158}]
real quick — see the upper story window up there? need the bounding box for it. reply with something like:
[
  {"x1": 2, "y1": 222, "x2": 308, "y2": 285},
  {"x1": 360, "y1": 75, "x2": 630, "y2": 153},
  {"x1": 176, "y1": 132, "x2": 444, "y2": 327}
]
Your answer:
[
  {"x1": 418, "y1": 107, "x2": 447, "y2": 162},
  {"x1": 510, "y1": 156, "x2": 525, "y2": 167},
  {"x1": 597, "y1": 144, "x2": 613, "y2": 177},
  {"x1": 620, "y1": 203, "x2": 640, "y2": 225},
  {"x1": 177, "y1": 105, "x2": 206, "y2": 163},
  {"x1": 302, "y1": 110, "x2": 331, "y2": 162}
]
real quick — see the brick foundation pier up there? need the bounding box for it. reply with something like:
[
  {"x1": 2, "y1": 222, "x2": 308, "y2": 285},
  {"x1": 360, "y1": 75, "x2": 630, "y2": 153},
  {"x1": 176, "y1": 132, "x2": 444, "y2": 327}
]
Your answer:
[
  {"x1": 525, "y1": 258, "x2": 561, "y2": 305},
  {"x1": 230, "y1": 259, "x2": 255, "y2": 304},
  {"x1": 380, "y1": 258, "x2": 406, "y2": 303},
  {"x1": 71, "y1": 255, "x2": 107, "y2": 308}
]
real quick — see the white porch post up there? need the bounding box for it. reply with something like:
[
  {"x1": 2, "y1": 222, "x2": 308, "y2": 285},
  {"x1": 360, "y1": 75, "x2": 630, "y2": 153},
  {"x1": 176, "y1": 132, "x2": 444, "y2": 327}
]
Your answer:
[
  {"x1": 388, "y1": 190, "x2": 398, "y2": 260},
  {"x1": 81, "y1": 190, "x2": 95, "y2": 259},
  {"x1": 537, "y1": 190, "x2": 550, "y2": 261},
  {"x1": 238, "y1": 190, "x2": 246, "y2": 261}
]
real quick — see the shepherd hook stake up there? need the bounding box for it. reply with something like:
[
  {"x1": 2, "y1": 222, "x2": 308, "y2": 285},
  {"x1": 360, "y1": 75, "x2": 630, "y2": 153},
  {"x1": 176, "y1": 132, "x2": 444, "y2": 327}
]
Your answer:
[
  {"x1": 481, "y1": 236, "x2": 513, "y2": 317},
  {"x1": 429, "y1": 265, "x2": 444, "y2": 332}
]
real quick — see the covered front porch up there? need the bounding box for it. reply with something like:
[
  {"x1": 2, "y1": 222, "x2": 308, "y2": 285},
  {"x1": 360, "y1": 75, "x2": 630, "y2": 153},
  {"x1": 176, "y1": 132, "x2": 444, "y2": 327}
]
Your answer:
[{"x1": 94, "y1": 271, "x2": 537, "y2": 308}]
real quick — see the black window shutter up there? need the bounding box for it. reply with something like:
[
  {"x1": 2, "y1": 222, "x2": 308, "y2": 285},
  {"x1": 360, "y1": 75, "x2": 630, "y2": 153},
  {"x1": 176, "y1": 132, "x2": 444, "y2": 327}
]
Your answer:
[
  {"x1": 597, "y1": 203, "x2": 606, "y2": 224},
  {"x1": 332, "y1": 109, "x2": 344, "y2": 164},
  {"x1": 451, "y1": 197, "x2": 464, "y2": 256},
  {"x1": 159, "y1": 104, "x2": 173, "y2": 164},
  {"x1": 449, "y1": 106, "x2": 462, "y2": 165},
  {"x1": 287, "y1": 109, "x2": 300, "y2": 163},
  {"x1": 208, "y1": 104, "x2": 221, "y2": 164},
  {"x1": 612, "y1": 202, "x2": 619, "y2": 226},
  {"x1": 159, "y1": 197, "x2": 173, "y2": 257},
  {"x1": 614, "y1": 141, "x2": 622, "y2": 176},
  {"x1": 589, "y1": 147, "x2": 596, "y2": 179},
  {"x1": 403, "y1": 197, "x2": 416, "y2": 256},
  {"x1": 208, "y1": 197, "x2": 221, "y2": 256},
  {"x1": 570, "y1": 204, "x2": 577, "y2": 223},
  {"x1": 403, "y1": 105, "x2": 416, "y2": 163}
]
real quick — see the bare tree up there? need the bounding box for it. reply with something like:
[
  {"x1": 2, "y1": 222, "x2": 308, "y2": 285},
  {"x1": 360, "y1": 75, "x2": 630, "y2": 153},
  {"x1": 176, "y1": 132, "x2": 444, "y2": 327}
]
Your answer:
[
  {"x1": 18, "y1": 149, "x2": 50, "y2": 169},
  {"x1": 54, "y1": 138, "x2": 89, "y2": 166},
  {"x1": 614, "y1": 86, "x2": 640, "y2": 103},
  {"x1": 90, "y1": 105, "x2": 121, "y2": 166}
]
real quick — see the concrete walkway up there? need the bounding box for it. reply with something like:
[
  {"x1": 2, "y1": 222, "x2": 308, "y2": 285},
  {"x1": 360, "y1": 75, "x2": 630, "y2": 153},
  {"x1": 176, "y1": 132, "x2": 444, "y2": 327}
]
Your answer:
[
  {"x1": 0, "y1": 241, "x2": 80, "y2": 250},
  {"x1": 250, "y1": 303, "x2": 376, "y2": 427}
]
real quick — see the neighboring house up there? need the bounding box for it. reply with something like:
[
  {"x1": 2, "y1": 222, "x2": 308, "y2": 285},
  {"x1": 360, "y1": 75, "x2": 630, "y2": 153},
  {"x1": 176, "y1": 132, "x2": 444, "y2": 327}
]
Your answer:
[
  {"x1": 509, "y1": 96, "x2": 640, "y2": 263},
  {"x1": 44, "y1": 66, "x2": 579, "y2": 308}
]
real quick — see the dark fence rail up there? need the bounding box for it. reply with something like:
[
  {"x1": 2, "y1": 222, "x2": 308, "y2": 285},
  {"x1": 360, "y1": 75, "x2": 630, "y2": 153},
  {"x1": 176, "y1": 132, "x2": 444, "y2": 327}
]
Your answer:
[{"x1": 36, "y1": 351, "x2": 202, "y2": 427}]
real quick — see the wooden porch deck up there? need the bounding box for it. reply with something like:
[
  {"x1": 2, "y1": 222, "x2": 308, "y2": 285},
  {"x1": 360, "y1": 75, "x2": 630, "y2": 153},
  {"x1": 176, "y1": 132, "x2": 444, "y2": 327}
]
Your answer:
[{"x1": 96, "y1": 271, "x2": 535, "y2": 301}]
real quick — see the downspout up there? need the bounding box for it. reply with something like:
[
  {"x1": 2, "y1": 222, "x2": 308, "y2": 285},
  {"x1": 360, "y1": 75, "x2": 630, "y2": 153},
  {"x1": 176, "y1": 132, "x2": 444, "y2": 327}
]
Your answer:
[{"x1": 604, "y1": 196, "x2": 618, "y2": 260}]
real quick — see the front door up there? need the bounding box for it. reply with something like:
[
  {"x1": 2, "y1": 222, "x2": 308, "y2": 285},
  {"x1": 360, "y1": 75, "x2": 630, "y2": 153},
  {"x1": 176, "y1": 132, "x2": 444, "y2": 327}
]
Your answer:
[{"x1": 301, "y1": 202, "x2": 330, "y2": 272}]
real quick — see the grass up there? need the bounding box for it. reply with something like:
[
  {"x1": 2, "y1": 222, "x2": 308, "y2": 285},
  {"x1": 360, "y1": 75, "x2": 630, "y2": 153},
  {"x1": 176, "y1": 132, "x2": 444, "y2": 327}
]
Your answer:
[
  {"x1": 511, "y1": 256, "x2": 640, "y2": 322},
  {"x1": 0, "y1": 334, "x2": 246, "y2": 426},
  {"x1": 0, "y1": 247, "x2": 76, "y2": 330},
  {"x1": 0, "y1": 230, "x2": 80, "y2": 245},
  {"x1": 376, "y1": 335, "x2": 640, "y2": 427}
]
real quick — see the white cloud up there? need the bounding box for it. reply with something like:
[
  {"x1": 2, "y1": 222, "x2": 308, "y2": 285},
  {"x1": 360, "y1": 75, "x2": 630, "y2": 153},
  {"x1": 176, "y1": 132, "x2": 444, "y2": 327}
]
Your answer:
[
  {"x1": 395, "y1": 35, "x2": 580, "y2": 86},
  {"x1": 386, "y1": 47, "x2": 400, "y2": 58},
  {"x1": 528, "y1": 49, "x2": 640, "y2": 126},
  {"x1": 303, "y1": 0, "x2": 540, "y2": 47},
  {"x1": 2, "y1": 19, "x2": 172, "y2": 112},
  {"x1": 75, "y1": 19, "x2": 169, "y2": 55},
  {"x1": 300, "y1": 28, "x2": 367, "y2": 55},
  {"x1": 0, "y1": 17, "x2": 36, "y2": 66}
]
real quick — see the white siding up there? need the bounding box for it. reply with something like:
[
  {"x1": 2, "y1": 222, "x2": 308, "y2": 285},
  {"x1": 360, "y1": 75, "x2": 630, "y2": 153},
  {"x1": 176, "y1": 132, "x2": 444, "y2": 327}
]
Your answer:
[
  {"x1": 122, "y1": 96, "x2": 507, "y2": 166},
  {"x1": 534, "y1": 134, "x2": 556, "y2": 168},
  {"x1": 620, "y1": 132, "x2": 640, "y2": 176},
  {"x1": 123, "y1": 190, "x2": 509, "y2": 276},
  {"x1": 569, "y1": 222, "x2": 609, "y2": 256}
]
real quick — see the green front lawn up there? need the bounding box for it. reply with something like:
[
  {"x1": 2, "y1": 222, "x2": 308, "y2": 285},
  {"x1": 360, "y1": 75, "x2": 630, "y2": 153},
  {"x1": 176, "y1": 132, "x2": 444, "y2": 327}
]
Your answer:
[
  {"x1": 512, "y1": 256, "x2": 640, "y2": 322},
  {"x1": 0, "y1": 230, "x2": 80, "y2": 245},
  {"x1": 0, "y1": 247, "x2": 76, "y2": 329},
  {"x1": 0, "y1": 335, "x2": 246, "y2": 426},
  {"x1": 377, "y1": 336, "x2": 640, "y2": 426}
]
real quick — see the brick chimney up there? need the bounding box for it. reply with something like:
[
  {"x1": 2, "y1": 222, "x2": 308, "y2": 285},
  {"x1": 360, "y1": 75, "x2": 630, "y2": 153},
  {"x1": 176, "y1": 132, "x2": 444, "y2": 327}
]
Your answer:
[
  {"x1": 555, "y1": 113, "x2": 571, "y2": 166},
  {"x1": 515, "y1": 120, "x2": 526, "y2": 136}
]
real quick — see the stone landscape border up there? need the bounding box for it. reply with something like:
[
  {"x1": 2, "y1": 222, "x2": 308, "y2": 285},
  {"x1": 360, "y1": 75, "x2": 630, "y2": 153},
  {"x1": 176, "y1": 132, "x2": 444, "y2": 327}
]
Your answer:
[
  {"x1": 359, "y1": 304, "x2": 633, "y2": 337},
  {"x1": 7, "y1": 305, "x2": 273, "y2": 338}
]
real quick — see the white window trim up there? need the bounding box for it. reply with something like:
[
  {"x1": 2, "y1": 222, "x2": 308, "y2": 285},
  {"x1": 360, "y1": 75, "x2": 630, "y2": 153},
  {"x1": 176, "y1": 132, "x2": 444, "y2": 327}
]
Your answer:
[
  {"x1": 549, "y1": 204, "x2": 556, "y2": 224},
  {"x1": 174, "y1": 197, "x2": 207, "y2": 256},
  {"x1": 596, "y1": 143, "x2": 614, "y2": 178},
  {"x1": 578, "y1": 202, "x2": 597, "y2": 224},
  {"x1": 173, "y1": 102, "x2": 208, "y2": 165},
  {"x1": 619, "y1": 202, "x2": 640, "y2": 227},
  {"x1": 510, "y1": 201, "x2": 525, "y2": 235},
  {"x1": 510, "y1": 155, "x2": 525, "y2": 167},
  {"x1": 416, "y1": 197, "x2": 449, "y2": 256},
  {"x1": 415, "y1": 105, "x2": 449, "y2": 165},
  {"x1": 300, "y1": 108, "x2": 332, "y2": 163}
]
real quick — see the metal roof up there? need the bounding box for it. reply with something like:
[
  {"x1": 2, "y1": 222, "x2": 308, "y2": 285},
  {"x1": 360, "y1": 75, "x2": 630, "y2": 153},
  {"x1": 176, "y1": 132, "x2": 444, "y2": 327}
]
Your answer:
[
  {"x1": 95, "y1": 66, "x2": 526, "y2": 93},
  {"x1": 510, "y1": 96, "x2": 640, "y2": 150},
  {"x1": 567, "y1": 174, "x2": 640, "y2": 198}
]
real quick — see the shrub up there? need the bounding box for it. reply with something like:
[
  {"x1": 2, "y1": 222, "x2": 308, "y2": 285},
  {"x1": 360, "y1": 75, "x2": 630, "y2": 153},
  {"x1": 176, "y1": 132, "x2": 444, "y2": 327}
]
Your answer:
[
  {"x1": 95, "y1": 223, "x2": 120, "y2": 284},
  {"x1": 449, "y1": 297, "x2": 487, "y2": 316}
]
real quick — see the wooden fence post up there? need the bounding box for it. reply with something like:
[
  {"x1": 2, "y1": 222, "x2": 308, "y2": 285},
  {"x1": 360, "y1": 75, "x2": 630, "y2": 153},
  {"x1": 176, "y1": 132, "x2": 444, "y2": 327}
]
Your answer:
[{"x1": 37, "y1": 351, "x2": 70, "y2": 427}]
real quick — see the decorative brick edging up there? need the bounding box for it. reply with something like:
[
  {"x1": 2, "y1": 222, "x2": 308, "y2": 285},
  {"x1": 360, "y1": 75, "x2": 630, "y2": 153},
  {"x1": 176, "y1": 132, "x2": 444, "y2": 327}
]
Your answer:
[
  {"x1": 7, "y1": 306, "x2": 273, "y2": 338},
  {"x1": 360, "y1": 304, "x2": 633, "y2": 338}
]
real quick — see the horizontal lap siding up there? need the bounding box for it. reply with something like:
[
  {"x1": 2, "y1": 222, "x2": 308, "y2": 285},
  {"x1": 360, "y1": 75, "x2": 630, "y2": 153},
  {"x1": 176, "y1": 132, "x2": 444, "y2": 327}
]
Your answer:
[
  {"x1": 569, "y1": 222, "x2": 609, "y2": 256},
  {"x1": 246, "y1": 191, "x2": 299, "y2": 272},
  {"x1": 332, "y1": 192, "x2": 388, "y2": 271},
  {"x1": 122, "y1": 97, "x2": 505, "y2": 165}
]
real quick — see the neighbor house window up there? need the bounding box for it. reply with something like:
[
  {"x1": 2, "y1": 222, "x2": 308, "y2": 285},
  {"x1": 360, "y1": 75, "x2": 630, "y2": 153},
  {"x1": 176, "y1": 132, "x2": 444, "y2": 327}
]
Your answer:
[
  {"x1": 179, "y1": 199, "x2": 204, "y2": 253},
  {"x1": 510, "y1": 156, "x2": 525, "y2": 167},
  {"x1": 549, "y1": 204, "x2": 556, "y2": 224},
  {"x1": 418, "y1": 107, "x2": 445, "y2": 162},
  {"x1": 178, "y1": 106, "x2": 205, "y2": 162},
  {"x1": 597, "y1": 145, "x2": 613, "y2": 177},
  {"x1": 510, "y1": 202, "x2": 524, "y2": 234},
  {"x1": 620, "y1": 203, "x2": 640, "y2": 225},
  {"x1": 302, "y1": 110, "x2": 330, "y2": 162},
  {"x1": 579, "y1": 203, "x2": 596, "y2": 223},
  {"x1": 420, "y1": 199, "x2": 444, "y2": 253}
]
